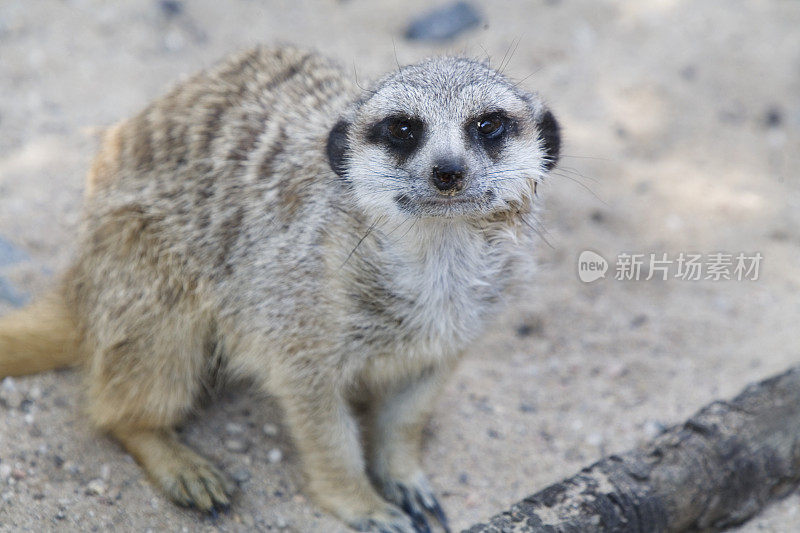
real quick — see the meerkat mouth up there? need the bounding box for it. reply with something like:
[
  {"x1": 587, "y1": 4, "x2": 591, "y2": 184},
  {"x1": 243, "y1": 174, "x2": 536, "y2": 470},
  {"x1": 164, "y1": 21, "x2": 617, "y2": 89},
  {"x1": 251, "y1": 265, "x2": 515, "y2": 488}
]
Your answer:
[{"x1": 393, "y1": 194, "x2": 495, "y2": 219}]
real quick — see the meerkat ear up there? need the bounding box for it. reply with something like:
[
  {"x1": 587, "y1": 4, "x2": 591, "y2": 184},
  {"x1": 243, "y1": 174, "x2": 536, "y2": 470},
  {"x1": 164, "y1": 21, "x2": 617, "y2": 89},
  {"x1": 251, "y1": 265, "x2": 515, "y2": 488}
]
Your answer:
[
  {"x1": 537, "y1": 109, "x2": 561, "y2": 171},
  {"x1": 326, "y1": 119, "x2": 350, "y2": 178}
]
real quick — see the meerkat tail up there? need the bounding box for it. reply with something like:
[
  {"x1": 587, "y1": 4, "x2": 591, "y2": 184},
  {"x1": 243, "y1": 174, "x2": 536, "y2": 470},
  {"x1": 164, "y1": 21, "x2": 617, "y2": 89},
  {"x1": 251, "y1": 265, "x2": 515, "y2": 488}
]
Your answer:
[{"x1": 0, "y1": 290, "x2": 81, "y2": 377}]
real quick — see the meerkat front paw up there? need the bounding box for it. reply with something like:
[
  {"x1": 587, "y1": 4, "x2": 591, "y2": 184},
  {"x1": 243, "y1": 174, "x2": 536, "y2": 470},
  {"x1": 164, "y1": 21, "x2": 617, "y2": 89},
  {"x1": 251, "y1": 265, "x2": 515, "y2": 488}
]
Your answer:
[{"x1": 378, "y1": 472, "x2": 450, "y2": 533}]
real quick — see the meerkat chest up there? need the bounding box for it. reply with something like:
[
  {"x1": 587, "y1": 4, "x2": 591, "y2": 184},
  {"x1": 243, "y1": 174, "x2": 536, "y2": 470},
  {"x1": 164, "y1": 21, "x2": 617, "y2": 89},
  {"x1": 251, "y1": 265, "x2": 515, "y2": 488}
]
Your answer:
[{"x1": 375, "y1": 225, "x2": 510, "y2": 358}]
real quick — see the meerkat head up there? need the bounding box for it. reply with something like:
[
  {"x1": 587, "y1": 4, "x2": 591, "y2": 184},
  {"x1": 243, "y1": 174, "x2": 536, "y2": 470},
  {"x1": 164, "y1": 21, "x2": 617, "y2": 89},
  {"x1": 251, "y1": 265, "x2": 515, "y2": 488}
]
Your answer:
[{"x1": 327, "y1": 56, "x2": 560, "y2": 221}]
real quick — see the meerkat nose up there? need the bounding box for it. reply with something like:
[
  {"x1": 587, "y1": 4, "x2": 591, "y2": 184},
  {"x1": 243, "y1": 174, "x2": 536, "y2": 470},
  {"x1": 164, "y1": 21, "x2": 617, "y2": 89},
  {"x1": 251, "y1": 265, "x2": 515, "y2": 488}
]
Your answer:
[{"x1": 431, "y1": 161, "x2": 466, "y2": 193}]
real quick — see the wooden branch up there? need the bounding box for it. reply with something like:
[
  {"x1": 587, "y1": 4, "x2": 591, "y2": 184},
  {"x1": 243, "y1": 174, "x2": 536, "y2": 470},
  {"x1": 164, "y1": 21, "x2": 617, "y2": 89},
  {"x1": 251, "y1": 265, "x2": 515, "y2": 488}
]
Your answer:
[{"x1": 466, "y1": 366, "x2": 800, "y2": 532}]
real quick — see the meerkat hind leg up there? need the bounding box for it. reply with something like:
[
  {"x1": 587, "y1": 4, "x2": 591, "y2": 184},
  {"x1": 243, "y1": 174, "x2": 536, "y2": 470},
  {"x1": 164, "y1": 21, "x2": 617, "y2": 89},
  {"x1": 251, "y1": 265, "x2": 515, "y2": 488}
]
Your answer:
[
  {"x1": 111, "y1": 427, "x2": 234, "y2": 512},
  {"x1": 84, "y1": 306, "x2": 233, "y2": 513}
]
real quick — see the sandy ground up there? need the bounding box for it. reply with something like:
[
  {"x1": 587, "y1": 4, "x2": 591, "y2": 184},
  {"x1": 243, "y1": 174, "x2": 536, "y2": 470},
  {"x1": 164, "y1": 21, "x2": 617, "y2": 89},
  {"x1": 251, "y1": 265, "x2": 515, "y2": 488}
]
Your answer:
[{"x1": 0, "y1": 1, "x2": 799, "y2": 531}]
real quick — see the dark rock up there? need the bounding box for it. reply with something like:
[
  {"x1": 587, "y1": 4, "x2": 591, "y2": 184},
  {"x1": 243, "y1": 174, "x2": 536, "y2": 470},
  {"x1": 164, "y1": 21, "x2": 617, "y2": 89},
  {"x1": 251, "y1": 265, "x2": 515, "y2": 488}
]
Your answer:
[
  {"x1": 158, "y1": 0, "x2": 183, "y2": 18},
  {"x1": 630, "y1": 314, "x2": 648, "y2": 328},
  {"x1": 405, "y1": 2, "x2": 482, "y2": 42},
  {"x1": 516, "y1": 316, "x2": 543, "y2": 338},
  {"x1": 764, "y1": 107, "x2": 783, "y2": 128},
  {"x1": 518, "y1": 402, "x2": 536, "y2": 413}
]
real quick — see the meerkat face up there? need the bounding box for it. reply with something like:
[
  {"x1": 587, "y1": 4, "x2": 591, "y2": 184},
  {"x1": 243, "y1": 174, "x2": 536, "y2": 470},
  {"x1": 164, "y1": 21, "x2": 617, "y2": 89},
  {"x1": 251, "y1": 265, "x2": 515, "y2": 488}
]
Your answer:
[{"x1": 327, "y1": 56, "x2": 560, "y2": 221}]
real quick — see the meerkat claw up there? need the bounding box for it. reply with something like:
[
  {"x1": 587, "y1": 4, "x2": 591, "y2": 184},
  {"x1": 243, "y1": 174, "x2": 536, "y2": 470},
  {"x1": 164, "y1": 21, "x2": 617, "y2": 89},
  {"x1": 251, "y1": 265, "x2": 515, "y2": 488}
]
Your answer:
[
  {"x1": 398, "y1": 485, "x2": 432, "y2": 533},
  {"x1": 420, "y1": 496, "x2": 450, "y2": 533}
]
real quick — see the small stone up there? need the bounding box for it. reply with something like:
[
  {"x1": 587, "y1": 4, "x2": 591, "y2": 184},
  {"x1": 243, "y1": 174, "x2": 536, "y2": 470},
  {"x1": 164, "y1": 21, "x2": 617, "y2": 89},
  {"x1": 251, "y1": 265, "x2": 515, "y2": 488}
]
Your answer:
[
  {"x1": 97, "y1": 496, "x2": 115, "y2": 506},
  {"x1": 100, "y1": 464, "x2": 111, "y2": 481},
  {"x1": 231, "y1": 468, "x2": 251, "y2": 484},
  {"x1": 163, "y1": 27, "x2": 186, "y2": 52},
  {"x1": 274, "y1": 516, "x2": 288, "y2": 529},
  {"x1": 458, "y1": 472, "x2": 469, "y2": 485},
  {"x1": 516, "y1": 316, "x2": 544, "y2": 338},
  {"x1": 518, "y1": 402, "x2": 536, "y2": 413},
  {"x1": 0, "y1": 463, "x2": 12, "y2": 480},
  {"x1": 586, "y1": 432, "x2": 603, "y2": 447},
  {"x1": 64, "y1": 461, "x2": 81, "y2": 476},
  {"x1": 0, "y1": 377, "x2": 22, "y2": 409},
  {"x1": 643, "y1": 419, "x2": 667, "y2": 439},
  {"x1": 20, "y1": 398, "x2": 34, "y2": 413},
  {"x1": 224, "y1": 439, "x2": 248, "y2": 453},
  {"x1": 53, "y1": 455, "x2": 65, "y2": 468},
  {"x1": 605, "y1": 362, "x2": 628, "y2": 379},
  {"x1": 262, "y1": 423, "x2": 279, "y2": 437},
  {"x1": 225, "y1": 422, "x2": 245, "y2": 435},
  {"x1": 11, "y1": 468, "x2": 26, "y2": 480},
  {"x1": 267, "y1": 448, "x2": 283, "y2": 464},
  {"x1": 486, "y1": 429, "x2": 501, "y2": 439},
  {"x1": 405, "y1": 1, "x2": 482, "y2": 42},
  {"x1": 591, "y1": 210, "x2": 607, "y2": 224},
  {"x1": 85, "y1": 478, "x2": 106, "y2": 496}
]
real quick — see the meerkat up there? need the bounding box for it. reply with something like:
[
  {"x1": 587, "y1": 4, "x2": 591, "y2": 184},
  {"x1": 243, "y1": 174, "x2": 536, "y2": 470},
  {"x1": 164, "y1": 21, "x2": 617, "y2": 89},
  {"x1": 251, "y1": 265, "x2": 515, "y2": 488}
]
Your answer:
[{"x1": 0, "y1": 45, "x2": 560, "y2": 532}]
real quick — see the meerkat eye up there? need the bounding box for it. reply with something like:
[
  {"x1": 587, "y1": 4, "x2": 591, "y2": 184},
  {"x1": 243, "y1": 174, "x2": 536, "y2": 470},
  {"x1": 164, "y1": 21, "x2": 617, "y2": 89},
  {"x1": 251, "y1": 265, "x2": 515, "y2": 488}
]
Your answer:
[
  {"x1": 367, "y1": 116, "x2": 423, "y2": 156},
  {"x1": 476, "y1": 114, "x2": 504, "y2": 137},
  {"x1": 388, "y1": 120, "x2": 415, "y2": 141}
]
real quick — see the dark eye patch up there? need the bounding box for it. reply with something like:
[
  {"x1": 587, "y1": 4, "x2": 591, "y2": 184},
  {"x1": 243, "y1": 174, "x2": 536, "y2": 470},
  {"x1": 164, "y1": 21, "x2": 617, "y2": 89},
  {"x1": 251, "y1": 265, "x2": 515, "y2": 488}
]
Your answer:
[
  {"x1": 366, "y1": 115, "x2": 424, "y2": 164},
  {"x1": 467, "y1": 111, "x2": 516, "y2": 162}
]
